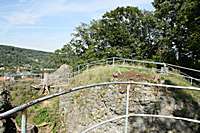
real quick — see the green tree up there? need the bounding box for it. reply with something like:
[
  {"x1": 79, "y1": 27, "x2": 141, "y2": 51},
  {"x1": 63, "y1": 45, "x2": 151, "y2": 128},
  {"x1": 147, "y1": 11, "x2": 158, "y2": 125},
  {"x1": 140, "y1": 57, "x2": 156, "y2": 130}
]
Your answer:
[
  {"x1": 153, "y1": 0, "x2": 200, "y2": 69},
  {"x1": 54, "y1": 3, "x2": 199, "y2": 70},
  {"x1": 68, "y1": 6, "x2": 158, "y2": 64},
  {"x1": 50, "y1": 44, "x2": 77, "y2": 67}
]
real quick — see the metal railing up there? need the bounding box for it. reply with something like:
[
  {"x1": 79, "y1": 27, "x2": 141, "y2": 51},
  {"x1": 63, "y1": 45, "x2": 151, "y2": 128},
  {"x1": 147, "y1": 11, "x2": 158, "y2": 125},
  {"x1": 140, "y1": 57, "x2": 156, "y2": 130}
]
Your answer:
[
  {"x1": 0, "y1": 81, "x2": 200, "y2": 133},
  {"x1": 67, "y1": 57, "x2": 200, "y2": 85},
  {"x1": 81, "y1": 113, "x2": 200, "y2": 133}
]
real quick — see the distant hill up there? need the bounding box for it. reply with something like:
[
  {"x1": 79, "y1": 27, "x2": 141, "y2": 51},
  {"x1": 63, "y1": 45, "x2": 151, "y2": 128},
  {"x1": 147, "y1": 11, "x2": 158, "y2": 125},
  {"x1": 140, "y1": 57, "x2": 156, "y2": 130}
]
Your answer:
[{"x1": 0, "y1": 45, "x2": 52, "y2": 68}]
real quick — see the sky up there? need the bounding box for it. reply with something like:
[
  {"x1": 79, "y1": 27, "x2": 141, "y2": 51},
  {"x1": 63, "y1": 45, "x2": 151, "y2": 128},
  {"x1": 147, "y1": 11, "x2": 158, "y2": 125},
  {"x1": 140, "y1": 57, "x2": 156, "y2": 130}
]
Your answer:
[{"x1": 0, "y1": 0, "x2": 154, "y2": 52}]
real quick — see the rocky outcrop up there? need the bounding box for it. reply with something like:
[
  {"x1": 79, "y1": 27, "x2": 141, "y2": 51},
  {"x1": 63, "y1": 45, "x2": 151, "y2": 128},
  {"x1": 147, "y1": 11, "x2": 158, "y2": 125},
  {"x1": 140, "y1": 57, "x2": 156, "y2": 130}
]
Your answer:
[
  {"x1": 42, "y1": 64, "x2": 72, "y2": 86},
  {"x1": 60, "y1": 84, "x2": 200, "y2": 133},
  {"x1": 40, "y1": 64, "x2": 72, "y2": 94}
]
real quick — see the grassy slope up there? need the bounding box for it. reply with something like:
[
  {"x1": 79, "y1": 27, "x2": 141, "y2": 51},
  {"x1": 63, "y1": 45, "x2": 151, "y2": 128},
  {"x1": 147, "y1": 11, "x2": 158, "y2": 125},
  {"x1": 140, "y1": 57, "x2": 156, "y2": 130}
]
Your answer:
[
  {"x1": 9, "y1": 80, "x2": 60, "y2": 133},
  {"x1": 67, "y1": 65, "x2": 200, "y2": 102},
  {"x1": 68, "y1": 65, "x2": 156, "y2": 87}
]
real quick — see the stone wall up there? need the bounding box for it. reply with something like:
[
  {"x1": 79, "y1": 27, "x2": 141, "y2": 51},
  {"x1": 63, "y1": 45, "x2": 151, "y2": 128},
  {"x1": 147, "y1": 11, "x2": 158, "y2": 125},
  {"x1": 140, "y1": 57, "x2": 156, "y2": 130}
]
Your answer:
[{"x1": 59, "y1": 84, "x2": 200, "y2": 133}]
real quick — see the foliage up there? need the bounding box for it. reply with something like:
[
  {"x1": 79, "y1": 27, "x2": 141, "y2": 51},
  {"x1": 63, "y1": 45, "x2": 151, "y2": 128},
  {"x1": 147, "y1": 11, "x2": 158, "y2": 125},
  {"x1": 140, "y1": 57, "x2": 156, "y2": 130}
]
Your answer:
[
  {"x1": 0, "y1": 84, "x2": 12, "y2": 113},
  {"x1": 153, "y1": 0, "x2": 200, "y2": 68},
  {"x1": 49, "y1": 44, "x2": 77, "y2": 68},
  {"x1": 0, "y1": 45, "x2": 53, "y2": 69},
  {"x1": 53, "y1": 2, "x2": 199, "y2": 70},
  {"x1": 52, "y1": 7, "x2": 159, "y2": 66}
]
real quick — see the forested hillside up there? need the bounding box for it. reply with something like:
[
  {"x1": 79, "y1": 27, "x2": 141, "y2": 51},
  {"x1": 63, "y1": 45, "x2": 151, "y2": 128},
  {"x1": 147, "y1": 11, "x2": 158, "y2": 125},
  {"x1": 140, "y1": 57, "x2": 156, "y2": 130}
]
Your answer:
[
  {"x1": 0, "y1": 45, "x2": 52, "y2": 68},
  {"x1": 52, "y1": 0, "x2": 200, "y2": 70}
]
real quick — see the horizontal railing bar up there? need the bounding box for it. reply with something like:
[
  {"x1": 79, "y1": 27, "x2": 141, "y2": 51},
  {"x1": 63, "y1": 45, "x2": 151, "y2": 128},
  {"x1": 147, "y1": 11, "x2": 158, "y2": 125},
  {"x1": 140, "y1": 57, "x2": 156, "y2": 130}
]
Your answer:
[
  {"x1": 167, "y1": 71, "x2": 200, "y2": 81},
  {"x1": 75, "y1": 58, "x2": 112, "y2": 68},
  {"x1": 81, "y1": 115, "x2": 125, "y2": 133},
  {"x1": 1, "y1": 81, "x2": 199, "y2": 119},
  {"x1": 114, "y1": 57, "x2": 166, "y2": 65},
  {"x1": 81, "y1": 113, "x2": 200, "y2": 133},
  {"x1": 167, "y1": 64, "x2": 200, "y2": 73},
  {"x1": 114, "y1": 57, "x2": 200, "y2": 74},
  {"x1": 50, "y1": 81, "x2": 200, "y2": 90},
  {"x1": 117, "y1": 64, "x2": 160, "y2": 71}
]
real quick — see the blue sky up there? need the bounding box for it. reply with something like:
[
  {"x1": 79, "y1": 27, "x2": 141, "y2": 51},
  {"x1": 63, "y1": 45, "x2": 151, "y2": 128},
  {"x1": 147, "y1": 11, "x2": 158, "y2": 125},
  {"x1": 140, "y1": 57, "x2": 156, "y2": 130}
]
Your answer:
[{"x1": 0, "y1": 0, "x2": 154, "y2": 52}]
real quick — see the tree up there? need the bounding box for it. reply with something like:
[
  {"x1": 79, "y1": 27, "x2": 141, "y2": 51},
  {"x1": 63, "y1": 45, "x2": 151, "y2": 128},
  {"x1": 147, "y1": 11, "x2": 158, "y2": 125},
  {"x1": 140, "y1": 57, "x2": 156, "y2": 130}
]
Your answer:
[
  {"x1": 68, "y1": 6, "x2": 158, "y2": 64},
  {"x1": 153, "y1": 0, "x2": 200, "y2": 69},
  {"x1": 54, "y1": 3, "x2": 199, "y2": 70},
  {"x1": 50, "y1": 44, "x2": 77, "y2": 67}
]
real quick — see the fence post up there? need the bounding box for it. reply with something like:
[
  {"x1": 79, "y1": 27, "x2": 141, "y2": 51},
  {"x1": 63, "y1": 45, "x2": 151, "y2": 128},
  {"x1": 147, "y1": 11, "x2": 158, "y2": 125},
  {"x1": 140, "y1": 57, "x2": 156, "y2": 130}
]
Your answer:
[
  {"x1": 190, "y1": 77, "x2": 193, "y2": 85},
  {"x1": 123, "y1": 59, "x2": 125, "y2": 65},
  {"x1": 125, "y1": 84, "x2": 130, "y2": 133},
  {"x1": 78, "y1": 65, "x2": 80, "y2": 74},
  {"x1": 112, "y1": 57, "x2": 115, "y2": 66},
  {"x1": 163, "y1": 63, "x2": 168, "y2": 73},
  {"x1": 21, "y1": 110, "x2": 27, "y2": 133},
  {"x1": 105, "y1": 58, "x2": 108, "y2": 66}
]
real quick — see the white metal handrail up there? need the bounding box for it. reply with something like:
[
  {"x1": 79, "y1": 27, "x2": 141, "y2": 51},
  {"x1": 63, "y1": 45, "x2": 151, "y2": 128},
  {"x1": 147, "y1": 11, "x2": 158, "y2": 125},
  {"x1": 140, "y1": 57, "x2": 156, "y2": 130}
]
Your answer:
[
  {"x1": 69, "y1": 57, "x2": 200, "y2": 85},
  {"x1": 81, "y1": 113, "x2": 200, "y2": 133},
  {"x1": 1, "y1": 81, "x2": 200, "y2": 119},
  {"x1": 167, "y1": 63, "x2": 200, "y2": 73}
]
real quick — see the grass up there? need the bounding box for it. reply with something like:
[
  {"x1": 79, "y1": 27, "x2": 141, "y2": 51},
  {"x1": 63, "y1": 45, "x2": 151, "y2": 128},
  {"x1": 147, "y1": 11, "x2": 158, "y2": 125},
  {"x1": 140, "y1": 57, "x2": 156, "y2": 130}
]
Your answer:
[
  {"x1": 66, "y1": 64, "x2": 197, "y2": 89},
  {"x1": 7, "y1": 80, "x2": 61, "y2": 132},
  {"x1": 66, "y1": 64, "x2": 200, "y2": 103},
  {"x1": 162, "y1": 74, "x2": 191, "y2": 86},
  {"x1": 161, "y1": 73, "x2": 200, "y2": 103},
  {"x1": 67, "y1": 65, "x2": 157, "y2": 88},
  {"x1": 15, "y1": 98, "x2": 60, "y2": 132},
  {"x1": 10, "y1": 80, "x2": 40, "y2": 105}
]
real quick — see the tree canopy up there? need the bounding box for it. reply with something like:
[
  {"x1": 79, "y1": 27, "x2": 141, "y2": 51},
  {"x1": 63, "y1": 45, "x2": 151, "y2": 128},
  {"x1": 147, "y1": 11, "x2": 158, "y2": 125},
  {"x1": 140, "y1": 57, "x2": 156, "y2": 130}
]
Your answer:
[
  {"x1": 52, "y1": 0, "x2": 200, "y2": 70},
  {"x1": 153, "y1": 0, "x2": 200, "y2": 69}
]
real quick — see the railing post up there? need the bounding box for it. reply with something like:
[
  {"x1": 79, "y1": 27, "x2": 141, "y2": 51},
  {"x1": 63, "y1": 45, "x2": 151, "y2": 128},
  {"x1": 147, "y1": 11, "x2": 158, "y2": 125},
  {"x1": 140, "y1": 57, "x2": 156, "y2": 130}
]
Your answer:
[
  {"x1": 163, "y1": 63, "x2": 168, "y2": 73},
  {"x1": 21, "y1": 110, "x2": 27, "y2": 133},
  {"x1": 112, "y1": 57, "x2": 115, "y2": 66},
  {"x1": 78, "y1": 65, "x2": 80, "y2": 74},
  {"x1": 123, "y1": 59, "x2": 125, "y2": 65},
  {"x1": 125, "y1": 84, "x2": 130, "y2": 133},
  {"x1": 105, "y1": 59, "x2": 108, "y2": 65},
  {"x1": 190, "y1": 77, "x2": 193, "y2": 85}
]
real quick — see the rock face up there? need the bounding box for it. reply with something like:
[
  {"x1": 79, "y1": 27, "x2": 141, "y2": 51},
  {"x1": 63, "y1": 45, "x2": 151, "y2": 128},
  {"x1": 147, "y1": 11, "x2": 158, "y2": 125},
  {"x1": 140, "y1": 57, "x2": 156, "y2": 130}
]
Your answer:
[
  {"x1": 48, "y1": 64, "x2": 72, "y2": 84},
  {"x1": 47, "y1": 64, "x2": 72, "y2": 84},
  {"x1": 60, "y1": 84, "x2": 200, "y2": 133}
]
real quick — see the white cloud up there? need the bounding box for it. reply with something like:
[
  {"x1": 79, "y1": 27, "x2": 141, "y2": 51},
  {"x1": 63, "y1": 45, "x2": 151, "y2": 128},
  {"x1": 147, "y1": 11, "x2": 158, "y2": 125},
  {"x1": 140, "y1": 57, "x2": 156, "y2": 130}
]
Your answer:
[
  {"x1": 3, "y1": 0, "x2": 66, "y2": 25},
  {"x1": 4, "y1": 13, "x2": 40, "y2": 25},
  {"x1": 18, "y1": 0, "x2": 27, "y2": 3},
  {"x1": 3, "y1": 0, "x2": 153, "y2": 25}
]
